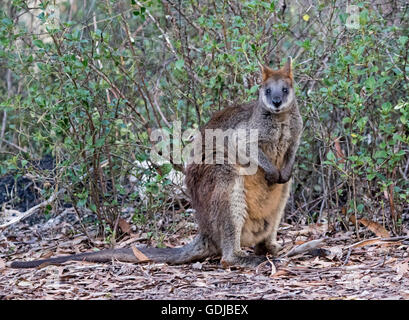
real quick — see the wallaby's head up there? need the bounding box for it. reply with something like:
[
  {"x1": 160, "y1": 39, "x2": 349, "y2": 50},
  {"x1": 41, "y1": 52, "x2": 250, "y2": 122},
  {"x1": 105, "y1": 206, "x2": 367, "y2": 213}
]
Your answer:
[{"x1": 259, "y1": 57, "x2": 295, "y2": 114}]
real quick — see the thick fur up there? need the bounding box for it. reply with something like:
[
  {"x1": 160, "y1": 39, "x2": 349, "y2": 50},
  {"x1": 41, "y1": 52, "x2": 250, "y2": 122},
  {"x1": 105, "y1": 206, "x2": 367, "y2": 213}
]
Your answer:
[
  {"x1": 9, "y1": 58, "x2": 302, "y2": 269},
  {"x1": 185, "y1": 58, "x2": 302, "y2": 267},
  {"x1": 9, "y1": 235, "x2": 213, "y2": 268}
]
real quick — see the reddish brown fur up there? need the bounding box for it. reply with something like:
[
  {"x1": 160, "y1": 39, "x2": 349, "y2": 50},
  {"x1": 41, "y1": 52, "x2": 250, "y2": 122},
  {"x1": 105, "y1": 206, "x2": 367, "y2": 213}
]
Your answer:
[
  {"x1": 262, "y1": 61, "x2": 293, "y2": 82},
  {"x1": 243, "y1": 169, "x2": 286, "y2": 221}
]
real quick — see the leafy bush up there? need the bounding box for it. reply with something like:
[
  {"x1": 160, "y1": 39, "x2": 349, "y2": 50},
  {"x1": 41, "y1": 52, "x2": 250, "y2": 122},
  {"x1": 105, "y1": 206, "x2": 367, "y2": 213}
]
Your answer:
[{"x1": 0, "y1": 0, "x2": 408, "y2": 237}]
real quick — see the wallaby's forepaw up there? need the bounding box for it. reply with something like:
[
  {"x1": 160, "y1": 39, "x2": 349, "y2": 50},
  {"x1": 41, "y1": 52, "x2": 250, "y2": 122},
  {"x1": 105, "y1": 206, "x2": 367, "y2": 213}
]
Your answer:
[
  {"x1": 278, "y1": 169, "x2": 292, "y2": 184},
  {"x1": 264, "y1": 170, "x2": 279, "y2": 186}
]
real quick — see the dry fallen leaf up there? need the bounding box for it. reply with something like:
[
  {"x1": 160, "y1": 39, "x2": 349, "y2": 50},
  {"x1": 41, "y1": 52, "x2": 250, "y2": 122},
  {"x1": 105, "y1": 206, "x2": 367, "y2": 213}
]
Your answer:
[
  {"x1": 17, "y1": 280, "x2": 33, "y2": 287},
  {"x1": 327, "y1": 246, "x2": 343, "y2": 261},
  {"x1": 192, "y1": 262, "x2": 203, "y2": 270},
  {"x1": 347, "y1": 237, "x2": 405, "y2": 249},
  {"x1": 334, "y1": 137, "x2": 345, "y2": 163},
  {"x1": 0, "y1": 258, "x2": 5, "y2": 270},
  {"x1": 347, "y1": 213, "x2": 390, "y2": 238},
  {"x1": 269, "y1": 259, "x2": 277, "y2": 276},
  {"x1": 193, "y1": 280, "x2": 207, "y2": 287},
  {"x1": 358, "y1": 218, "x2": 390, "y2": 238},
  {"x1": 40, "y1": 251, "x2": 55, "y2": 259},
  {"x1": 297, "y1": 223, "x2": 328, "y2": 236},
  {"x1": 131, "y1": 246, "x2": 150, "y2": 262},
  {"x1": 271, "y1": 269, "x2": 289, "y2": 278},
  {"x1": 395, "y1": 261, "x2": 409, "y2": 281},
  {"x1": 401, "y1": 290, "x2": 409, "y2": 299},
  {"x1": 311, "y1": 256, "x2": 334, "y2": 268},
  {"x1": 348, "y1": 238, "x2": 383, "y2": 248},
  {"x1": 118, "y1": 218, "x2": 131, "y2": 234}
]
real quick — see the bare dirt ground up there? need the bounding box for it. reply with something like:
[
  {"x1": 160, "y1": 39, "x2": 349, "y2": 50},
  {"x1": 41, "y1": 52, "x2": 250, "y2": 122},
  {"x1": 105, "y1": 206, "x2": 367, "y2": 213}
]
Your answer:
[{"x1": 1, "y1": 209, "x2": 409, "y2": 300}]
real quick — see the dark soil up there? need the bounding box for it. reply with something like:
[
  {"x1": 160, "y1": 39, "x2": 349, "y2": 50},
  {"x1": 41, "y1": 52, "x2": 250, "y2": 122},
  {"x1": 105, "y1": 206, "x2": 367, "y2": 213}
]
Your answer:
[{"x1": 0, "y1": 155, "x2": 55, "y2": 212}]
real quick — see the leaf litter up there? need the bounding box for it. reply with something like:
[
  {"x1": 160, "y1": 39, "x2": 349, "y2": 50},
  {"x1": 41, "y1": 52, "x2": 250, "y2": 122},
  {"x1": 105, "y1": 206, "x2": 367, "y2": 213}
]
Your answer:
[{"x1": 1, "y1": 215, "x2": 409, "y2": 300}]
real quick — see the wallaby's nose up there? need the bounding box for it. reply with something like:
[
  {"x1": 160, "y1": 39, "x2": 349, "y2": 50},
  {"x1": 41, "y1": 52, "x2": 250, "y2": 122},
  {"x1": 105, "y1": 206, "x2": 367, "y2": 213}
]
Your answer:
[{"x1": 272, "y1": 97, "x2": 282, "y2": 108}]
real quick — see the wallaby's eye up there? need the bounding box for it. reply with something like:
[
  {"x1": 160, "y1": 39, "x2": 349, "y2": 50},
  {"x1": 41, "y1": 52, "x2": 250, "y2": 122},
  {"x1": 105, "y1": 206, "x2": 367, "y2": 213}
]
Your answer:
[
  {"x1": 266, "y1": 88, "x2": 271, "y2": 95},
  {"x1": 282, "y1": 87, "x2": 288, "y2": 94}
]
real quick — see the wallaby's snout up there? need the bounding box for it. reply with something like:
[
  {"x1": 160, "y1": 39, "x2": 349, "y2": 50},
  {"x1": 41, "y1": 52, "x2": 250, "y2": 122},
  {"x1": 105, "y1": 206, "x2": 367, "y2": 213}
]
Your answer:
[{"x1": 272, "y1": 96, "x2": 282, "y2": 108}]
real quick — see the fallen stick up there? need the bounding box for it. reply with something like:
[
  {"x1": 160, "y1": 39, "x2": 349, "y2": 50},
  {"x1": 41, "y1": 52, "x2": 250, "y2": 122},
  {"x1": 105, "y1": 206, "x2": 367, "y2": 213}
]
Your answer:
[
  {"x1": 0, "y1": 161, "x2": 109, "y2": 230},
  {"x1": 342, "y1": 247, "x2": 352, "y2": 266},
  {"x1": 285, "y1": 238, "x2": 326, "y2": 257},
  {"x1": 346, "y1": 236, "x2": 409, "y2": 249},
  {"x1": 0, "y1": 188, "x2": 65, "y2": 230}
]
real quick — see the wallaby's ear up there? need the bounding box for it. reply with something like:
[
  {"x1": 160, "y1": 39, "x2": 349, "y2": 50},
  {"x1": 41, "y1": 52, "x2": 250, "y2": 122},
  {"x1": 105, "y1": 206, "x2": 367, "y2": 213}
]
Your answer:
[
  {"x1": 260, "y1": 64, "x2": 273, "y2": 82},
  {"x1": 283, "y1": 56, "x2": 293, "y2": 79}
]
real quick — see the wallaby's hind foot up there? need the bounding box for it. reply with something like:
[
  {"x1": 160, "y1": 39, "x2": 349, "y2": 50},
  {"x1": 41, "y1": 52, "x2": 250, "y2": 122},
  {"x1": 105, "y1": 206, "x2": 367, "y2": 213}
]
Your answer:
[{"x1": 221, "y1": 250, "x2": 267, "y2": 268}]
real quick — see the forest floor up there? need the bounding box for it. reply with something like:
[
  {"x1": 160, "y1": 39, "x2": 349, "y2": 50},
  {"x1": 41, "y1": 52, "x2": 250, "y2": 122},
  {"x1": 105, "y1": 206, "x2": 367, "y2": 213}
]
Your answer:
[{"x1": 1, "y1": 207, "x2": 409, "y2": 300}]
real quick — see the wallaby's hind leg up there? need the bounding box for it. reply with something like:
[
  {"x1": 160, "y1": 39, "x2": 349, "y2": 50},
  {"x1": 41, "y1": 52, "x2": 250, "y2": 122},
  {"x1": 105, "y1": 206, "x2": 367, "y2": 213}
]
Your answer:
[
  {"x1": 254, "y1": 219, "x2": 282, "y2": 256},
  {"x1": 220, "y1": 227, "x2": 267, "y2": 267},
  {"x1": 219, "y1": 176, "x2": 266, "y2": 267}
]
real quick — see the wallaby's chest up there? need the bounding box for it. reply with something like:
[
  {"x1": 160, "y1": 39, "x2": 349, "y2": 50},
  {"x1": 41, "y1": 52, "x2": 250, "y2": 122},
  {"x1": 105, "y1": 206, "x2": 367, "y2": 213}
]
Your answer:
[
  {"x1": 240, "y1": 122, "x2": 293, "y2": 246},
  {"x1": 261, "y1": 123, "x2": 292, "y2": 168}
]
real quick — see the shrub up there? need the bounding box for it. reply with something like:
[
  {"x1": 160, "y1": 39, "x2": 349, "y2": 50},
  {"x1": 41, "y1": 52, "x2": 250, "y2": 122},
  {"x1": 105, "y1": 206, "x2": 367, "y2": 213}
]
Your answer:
[{"x1": 0, "y1": 0, "x2": 408, "y2": 237}]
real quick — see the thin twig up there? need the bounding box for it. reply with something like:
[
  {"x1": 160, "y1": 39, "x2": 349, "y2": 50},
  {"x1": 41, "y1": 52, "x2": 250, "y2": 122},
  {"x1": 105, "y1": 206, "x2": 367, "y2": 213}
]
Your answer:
[
  {"x1": 342, "y1": 247, "x2": 352, "y2": 266},
  {"x1": 0, "y1": 138, "x2": 27, "y2": 153}
]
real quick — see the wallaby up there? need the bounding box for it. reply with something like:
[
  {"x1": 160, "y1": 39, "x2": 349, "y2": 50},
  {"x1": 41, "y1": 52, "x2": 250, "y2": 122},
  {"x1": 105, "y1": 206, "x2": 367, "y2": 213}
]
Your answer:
[{"x1": 9, "y1": 57, "x2": 302, "y2": 269}]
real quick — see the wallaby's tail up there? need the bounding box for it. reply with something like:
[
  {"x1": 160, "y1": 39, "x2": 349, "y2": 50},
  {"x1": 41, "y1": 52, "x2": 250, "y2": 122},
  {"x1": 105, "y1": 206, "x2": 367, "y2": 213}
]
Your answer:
[{"x1": 9, "y1": 235, "x2": 213, "y2": 269}]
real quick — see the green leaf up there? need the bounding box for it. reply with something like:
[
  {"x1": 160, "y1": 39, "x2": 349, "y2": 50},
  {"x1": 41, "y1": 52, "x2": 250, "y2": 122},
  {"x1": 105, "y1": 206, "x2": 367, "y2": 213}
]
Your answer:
[
  {"x1": 89, "y1": 203, "x2": 97, "y2": 212},
  {"x1": 95, "y1": 137, "x2": 105, "y2": 148},
  {"x1": 326, "y1": 150, "x2": 335, "y2": 161},
  {"x1": 249, "y1": 85, "x2": 259, "y2": 94},
  {"x1": 33, "y1": 39, "x2": 45, "y2": 48},
  {"x1": 77, "y1": 199, "x2": 87, "y2": 207},
  {"x1": 175, "y1": 59, "x2": 185, "y2": 70}
]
